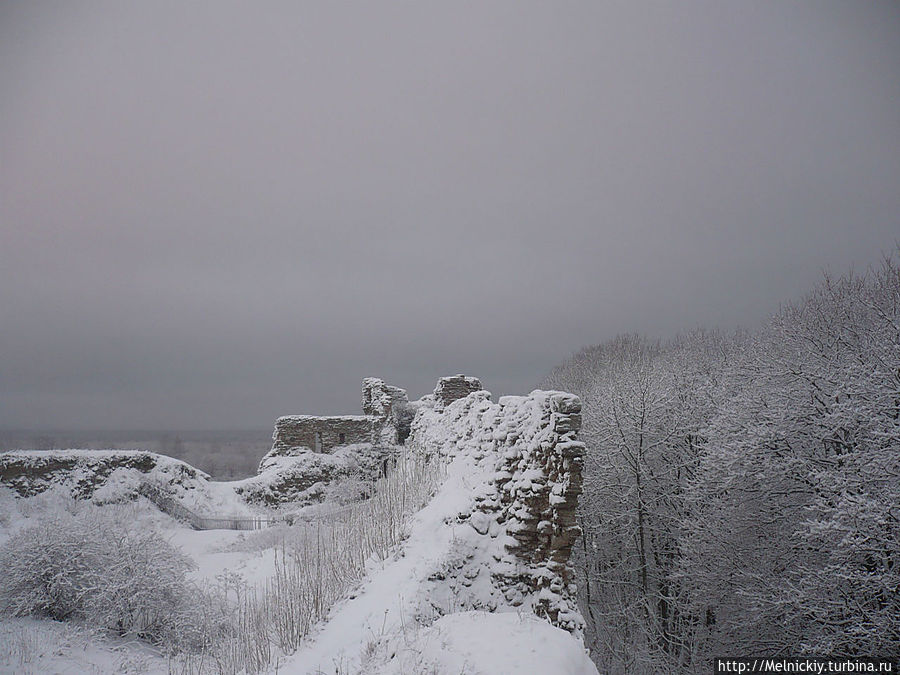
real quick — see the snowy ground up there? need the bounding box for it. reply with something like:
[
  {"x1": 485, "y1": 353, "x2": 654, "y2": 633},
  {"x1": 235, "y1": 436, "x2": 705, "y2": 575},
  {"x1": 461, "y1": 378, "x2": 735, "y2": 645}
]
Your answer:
[
  {"x1": 376, "y1": 612, "x2": 599, "y2": 675},
  {"x1": 0, "y1": 617, "x2": 165, "y2": 675},
  {"x1": 164, "y1": 526, "x2": 279, "y2": 588},
  {"x1": 0, "y1": 444, "x2": 598, "y2": 675}
]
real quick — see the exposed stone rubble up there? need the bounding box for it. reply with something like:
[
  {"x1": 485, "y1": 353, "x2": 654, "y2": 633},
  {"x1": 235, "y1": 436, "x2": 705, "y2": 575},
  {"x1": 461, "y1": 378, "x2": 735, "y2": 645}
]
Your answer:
[
  {"x1": 407, "y1": 379, "x2": 586, "y2": 634},
  {"x1": 236, "y1": 444, "x2": 394, "y2": 507},
  {"x1": 432, "y1": 374, "x2": 483, "y2": 412}
]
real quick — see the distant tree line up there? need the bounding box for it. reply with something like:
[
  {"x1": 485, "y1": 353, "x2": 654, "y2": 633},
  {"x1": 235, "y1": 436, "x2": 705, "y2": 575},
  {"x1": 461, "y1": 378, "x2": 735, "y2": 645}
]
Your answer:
[{"x1": 544, "y1": 253, "x2": 900, "y2": 673}]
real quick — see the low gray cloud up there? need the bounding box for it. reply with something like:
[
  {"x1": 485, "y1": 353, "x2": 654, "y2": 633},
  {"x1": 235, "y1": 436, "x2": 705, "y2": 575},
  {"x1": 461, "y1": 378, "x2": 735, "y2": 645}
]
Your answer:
[{"x1": 2, "y1": 1, "x2": 899, "y2": 430}]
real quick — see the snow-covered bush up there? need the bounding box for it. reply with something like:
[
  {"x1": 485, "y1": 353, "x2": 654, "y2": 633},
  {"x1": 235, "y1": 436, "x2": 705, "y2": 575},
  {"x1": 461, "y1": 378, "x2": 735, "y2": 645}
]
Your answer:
[{"x1": 0, "y1": 504, "x2": 218, "y2": 650}]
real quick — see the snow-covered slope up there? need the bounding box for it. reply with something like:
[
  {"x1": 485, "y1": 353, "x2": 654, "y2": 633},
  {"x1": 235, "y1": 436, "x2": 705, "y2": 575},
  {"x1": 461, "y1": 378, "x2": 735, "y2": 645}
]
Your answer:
[
  {"x1": 0, "y1": 443, "x2": 395, "y2": 516},
  {"x1": 234, "y1": 443, "x2": 394, "y2": 507},
  {"x1": 0, "y1": 449, "x2": 249, "y2": 514},
  {"x1": 378, "y1": 612, "x2": 598, "y2": 675}
]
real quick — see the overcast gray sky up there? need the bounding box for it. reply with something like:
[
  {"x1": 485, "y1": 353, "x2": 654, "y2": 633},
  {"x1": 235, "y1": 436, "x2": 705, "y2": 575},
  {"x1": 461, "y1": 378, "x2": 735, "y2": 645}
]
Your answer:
[{"x1": 2, "y1": 2, "x2": 899, "y2": 431}]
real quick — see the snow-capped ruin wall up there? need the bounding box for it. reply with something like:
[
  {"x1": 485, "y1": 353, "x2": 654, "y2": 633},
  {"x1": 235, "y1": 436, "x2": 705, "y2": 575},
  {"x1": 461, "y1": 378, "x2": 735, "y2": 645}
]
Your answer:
[
  {"x1": 271, "y1": 415, "x2": 376, "y2": 453},
  {"x1": 407, "y1": 383, "x2": 586, "y2": 633},
  {"x1": 255, "y1": 378, "x2": 411, "y2": 505},
  {"x1": 432, "y1": 374, "x2": 483, "y2": 411},
  {"x1": 271, "y1": 378, "x2": 413, "y2": 453},
  {"x1": 361, "y1": 377, "x2": 413, "y2": 444}
]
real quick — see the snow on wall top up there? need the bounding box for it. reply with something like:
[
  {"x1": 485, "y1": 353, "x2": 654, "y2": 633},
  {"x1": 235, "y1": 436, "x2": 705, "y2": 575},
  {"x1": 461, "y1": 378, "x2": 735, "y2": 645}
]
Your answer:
[{"x1": 274, "y1": 415, "x2": 372, "y2": 423}]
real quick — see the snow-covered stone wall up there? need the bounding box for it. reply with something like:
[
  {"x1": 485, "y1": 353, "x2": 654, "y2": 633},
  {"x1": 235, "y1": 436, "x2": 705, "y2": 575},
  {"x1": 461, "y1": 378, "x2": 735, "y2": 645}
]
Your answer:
[
  {"x1": 0, "y1": 450, "x2": 207, "y2": 500},
  {"x1": 0, "y1": 449, "x2": 252, "y2": 517},
  {"x1": 271, "y1": 415, "x2": 376, "y2": 453},
  {"x1": 361, "y1": 377, "x2": 413, "y2": 444},
  {"x1": 272, "y1": 378, "x2": 414, "y2": 453},
  {"x1": 407, "y1": 383, "x2": 586, "y2": 633},
  {"x1": 361, "y1": 377, "x2": 407, "y2": 419},
  {"x1": 432, "y1": 374, "x2": 483, "y2": 411}
]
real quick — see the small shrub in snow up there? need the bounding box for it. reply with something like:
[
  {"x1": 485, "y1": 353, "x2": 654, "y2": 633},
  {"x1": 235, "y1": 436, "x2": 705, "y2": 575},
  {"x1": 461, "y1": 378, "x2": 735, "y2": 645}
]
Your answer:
[
  {"x1": 323, "y1": 476, "x2": 373, "y2": 504},
  {"x1": 0, "y1": 504, "x2": 216, "y2": 650},
  {"x1": 14, "y1": 486, "x2": 81, "y2": 519}
]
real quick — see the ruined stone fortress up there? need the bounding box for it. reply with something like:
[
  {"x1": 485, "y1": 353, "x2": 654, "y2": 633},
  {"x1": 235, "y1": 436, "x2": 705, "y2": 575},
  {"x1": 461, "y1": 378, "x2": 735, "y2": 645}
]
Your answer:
[
  {"x1": 270, "y1": 373, "x2": 587, "y2": 632},
  {"x1": 271, "y1": 374, "x2": 483, "y2": 453},
  {"x1": 0, "y1": 373, "x2": 588, "y2": 634}
]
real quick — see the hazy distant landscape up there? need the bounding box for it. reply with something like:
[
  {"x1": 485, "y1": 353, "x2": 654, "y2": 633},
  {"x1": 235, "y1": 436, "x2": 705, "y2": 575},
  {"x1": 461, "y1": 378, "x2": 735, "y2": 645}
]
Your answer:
[{"x1": 0, "y1": 430, "x2": 270, "y2": 480}]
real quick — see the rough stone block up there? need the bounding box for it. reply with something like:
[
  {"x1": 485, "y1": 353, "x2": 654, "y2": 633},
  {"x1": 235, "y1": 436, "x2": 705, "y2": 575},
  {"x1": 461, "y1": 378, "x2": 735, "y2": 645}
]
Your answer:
[{"x1": 433, "y1": 374, "x2": 483, "y2": 411}]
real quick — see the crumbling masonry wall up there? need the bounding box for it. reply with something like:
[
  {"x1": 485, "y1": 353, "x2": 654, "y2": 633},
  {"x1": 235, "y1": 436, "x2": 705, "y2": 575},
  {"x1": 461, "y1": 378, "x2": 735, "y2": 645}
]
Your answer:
[
  {"x1": 432, "y1": 374, "x2": 483, "y2": 411},
  {"x1": 271, "y1": 415, "x2": 375, "y2": 453},
  {"x1": 362, "y1": 377, "x2": 412, "y2": 444},
  {"x1": 271, "y1": 378, "x2": 413, "y2": 454},
  {"x1": 407, "y1": 383, "x2": 585, "y2": 633}
]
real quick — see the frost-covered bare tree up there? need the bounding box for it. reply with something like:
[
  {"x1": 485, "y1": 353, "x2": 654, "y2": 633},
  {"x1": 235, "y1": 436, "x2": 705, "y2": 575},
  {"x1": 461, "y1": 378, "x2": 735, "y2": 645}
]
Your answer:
[
  {"x1": 546, "y1": 251, "x2": 900, "y2": 673},
  {"x1": 794, "y1": 261, "x2": 900, "y2": 655},
  {"x1": 548, "y1": 332, "x2": 731, "y2": 673},
  {"x1": 680, "y1": 255, "x2": 900, "y2": 659}
]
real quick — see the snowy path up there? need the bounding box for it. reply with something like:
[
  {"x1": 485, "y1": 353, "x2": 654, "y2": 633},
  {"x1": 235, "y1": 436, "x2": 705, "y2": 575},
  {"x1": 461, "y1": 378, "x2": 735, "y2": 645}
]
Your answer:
[{"x1": 280, "y1": 454, "x2": 477, "y2": 674}]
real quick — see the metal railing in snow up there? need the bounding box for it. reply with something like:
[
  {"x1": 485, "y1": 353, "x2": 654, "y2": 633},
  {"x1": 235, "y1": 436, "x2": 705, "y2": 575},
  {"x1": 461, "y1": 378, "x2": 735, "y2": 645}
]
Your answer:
[
  {"x1": 137, "y1": 482, "x2": 281, "y2": 531},
  {"x1": 136, "y1": 481, "x2": 355, "y2": 531}
]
